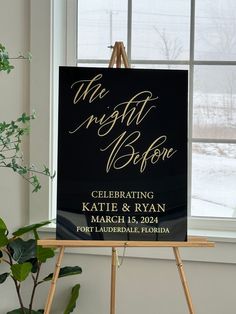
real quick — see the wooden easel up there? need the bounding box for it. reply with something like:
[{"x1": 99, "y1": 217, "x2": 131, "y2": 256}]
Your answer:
[
  {"x1": 40, "y1": 42, "x2": 215, "y2": 314},
  {"x1": 39, "y1": 238, "x2": 214, "y2": 314}
]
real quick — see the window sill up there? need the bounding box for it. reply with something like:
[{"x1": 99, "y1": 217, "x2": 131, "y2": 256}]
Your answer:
[
  {"x1": 39, "y1": 224, "x2": 236, "y2": 265},
  {"x1": 188, "y1": 228, "x2": 236, "y2": 243}
]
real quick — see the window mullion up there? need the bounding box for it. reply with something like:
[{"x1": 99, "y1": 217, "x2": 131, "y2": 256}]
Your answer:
[
  {"x1": 77, "y1": 59, "x2": 190, "y2": 65},
  {"x1": 192, "y1": 138, "x2": 236, "y2": 144},
  {"x1": 194, "y1": 61, "x2": 236, "y2": 66},
  {"x1": 127, "y1": 0, "x2": 132, "y2": 62},
  {"x1": 188, "y1": 0, "x2": 196, "y2": 218}
]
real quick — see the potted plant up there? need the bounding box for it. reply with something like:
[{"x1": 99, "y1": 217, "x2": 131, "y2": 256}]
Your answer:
[{"x1": 0, "y1": 44, "x2": 82, "y2": 314}]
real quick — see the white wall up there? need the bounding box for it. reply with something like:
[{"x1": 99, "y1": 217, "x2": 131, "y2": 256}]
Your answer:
[
  {"x1": 0, "y1": 0, "x2": 30, "y2": 312},
  {"x1": 0, "y1": 1, "x2": 235, "y2": 314},
  {"x1": 0, "y1": 0, "x2": 30, "y2": 229}
]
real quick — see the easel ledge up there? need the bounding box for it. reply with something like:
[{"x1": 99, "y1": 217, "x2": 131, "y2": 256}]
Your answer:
[{"x1": 38, "y1": 236, "x2": 214, "y2": 248}]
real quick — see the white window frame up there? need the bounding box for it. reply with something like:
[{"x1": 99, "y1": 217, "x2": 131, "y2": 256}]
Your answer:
[
  {"x1": 30, "y1": 0, "x2": 236, "y2": 264},
  {"x1": 29, "y1": 0, "x2": 77, "y2": 224}
]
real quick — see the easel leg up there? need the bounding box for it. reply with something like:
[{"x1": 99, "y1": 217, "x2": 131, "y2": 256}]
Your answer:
[
  {"x1": 110, "y1": 247, "x2": 117, "y2": 314},
  {"x1": 44, "y1": 246, "x2": 65, "y2": 314},
  {"x1": 173, "y1": 247, "x2": 195, "y2": 314}
]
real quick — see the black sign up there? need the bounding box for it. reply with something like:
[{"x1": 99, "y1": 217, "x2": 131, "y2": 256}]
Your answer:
[{"x1": 56, "y1": 66, "x2": 188, "y2": 241}]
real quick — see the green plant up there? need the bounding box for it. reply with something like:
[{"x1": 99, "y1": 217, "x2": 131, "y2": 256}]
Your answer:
[
  {"x1": 0, "y1": 112, "x2": 55, "y2": 192},
  {"x1": 0, "y1": 43, "x2": 32, "y2": 73},
  {"x1": 0, "y1": 218, "x2": 82, "y2": 314},
  {"x1": 0, "y1": 44, "x2": 82, "y2": 313},
  {"x1": 0, "y1": 44, "x2": 14, "y2": 73}
]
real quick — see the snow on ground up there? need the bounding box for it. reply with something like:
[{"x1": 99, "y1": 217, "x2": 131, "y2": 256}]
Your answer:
[
  {"x1": 191, "y1": 146, "x2": 236, "y2": 218},
  {"x1": 193, "y1": 93, "x2": 236, "y2": 139},
  {"x1": 191, "y1": 92, "x2": 236, "y2": 217}
]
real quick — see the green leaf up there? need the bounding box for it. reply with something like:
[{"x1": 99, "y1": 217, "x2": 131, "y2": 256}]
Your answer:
[
  {"x1": 0, "y1": 217, "x2": 8, "y2": 235},
  {"x1": 11, "y1": 262, "x2": 32, "y2": 282},
  {"x1": 7, "y1": 309, "x2": 42, "y2": 314},
  {"x1": 28, "y1": 258, "x2": 39, "y2": 273},
  {"x1": 37, "y1": 245, "x2": 55, "y2": 263},
  {"x1": 43, "y1": 165, "x2": 50, "y2": 176},
  {"x1": 7, "y1": 309, "x2": 26, "y2": 314},
  {"x1": 64, "y1": 284, "x2": 80, "y2": 314},
  {"x1": 0, "y1": 217, "x2": 9, "y2": 246},
  {"x1": 7, "y1": 309, "x2": 24, "y2": 314},
  {"x1": 12, "y1": 221, "x2": 51, "y2": 237},
  {"x1": 0, "y1": 272, "x2": 10, "y2": 283},
  {"x1": 0, "y1": 44, "x2": 14, "y2": 73},
  {"x1": 17, "y1": 113, "x2": 31, "y2": 124},
  {"x1": 0, "y1": 234, "x2": 8, "y2": 247},
  {"x1": 8, "y1": 238, "x2": 36, "y2": 263},
  {"x1": 31, "y1": 176, "x2": 41, "y2": 192},
  {"x1": 43, "y1": 266, "x2": 82, "y2": 282}
]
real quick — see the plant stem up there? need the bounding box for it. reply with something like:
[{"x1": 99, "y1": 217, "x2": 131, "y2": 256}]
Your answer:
[
  {"x1": 29, "y1": 262, "x2": 42, "y2": 313},
  {"x1": 2, "y1": 248, "x2": 12, "y2": 264},
  {"x1": 7, "y1": 251, "x2": 26, "y2": 313},
  {"x1": 12, "y1": 280, "x2": 25, "y2": 314}
]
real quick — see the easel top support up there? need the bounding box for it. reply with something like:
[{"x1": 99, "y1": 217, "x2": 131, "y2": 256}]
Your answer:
[{"x1": 108, "y1": 41, "x2": 130, "y2": 68}]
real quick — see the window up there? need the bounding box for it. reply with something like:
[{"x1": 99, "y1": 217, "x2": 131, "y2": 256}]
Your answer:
[
  {"x1": 30, "y1": 0, "x2": 236, "y2": 238},
  {"x1": 76, "y1": 0, "x2": 236, "y2": 232}
]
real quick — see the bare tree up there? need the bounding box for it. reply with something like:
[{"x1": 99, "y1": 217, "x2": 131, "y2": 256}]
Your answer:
[
  {"x1": 208, "y1": 1, "x2": 236, "y2": 58},
  {"x1": 153, "y1": 26, "x2": 183, "y2": 64},
  {"x1": 210, "y1": 2, "x2": 236, "y2": 132}
]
